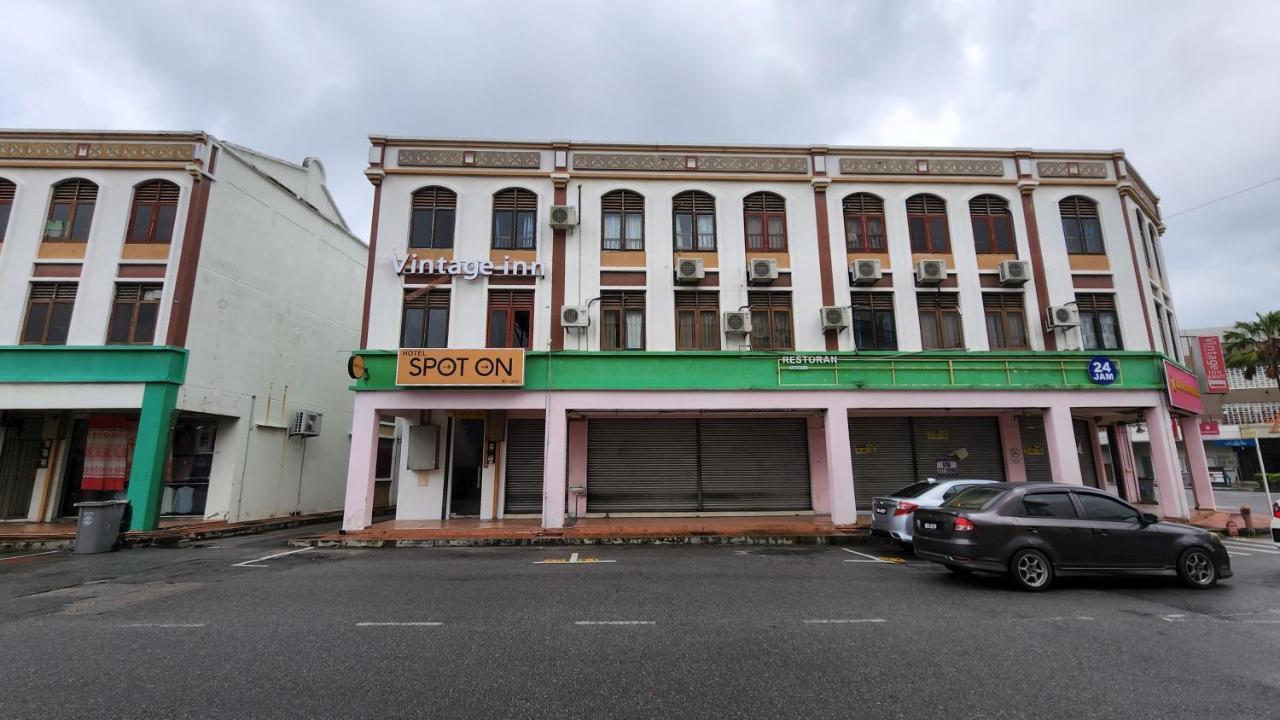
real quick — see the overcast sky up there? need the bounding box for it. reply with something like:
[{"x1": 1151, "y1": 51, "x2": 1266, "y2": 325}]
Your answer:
[{"x1": 3, "y1": 0, "x2": 1277, "y2": 328}]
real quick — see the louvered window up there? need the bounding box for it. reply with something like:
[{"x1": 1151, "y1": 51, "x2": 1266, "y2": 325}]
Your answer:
[
  {"x1": 126, "y1": 180, "x2": 180, "y2": 244},
  {"x1": 673, "y1": 191, "x2": 716, "y2": 251},
  {"x1": 401, "y1": 288, "x2": 451, "y2": 348},
  {"x1": 983, "y1": 293, "x2": 1027, "y2": 349},
  {"x1": 907, "y1": 194, "x2": 949, "y2": 253},
  {"x1": 0, "y1": 178, "x2": 14, "y2": 244},
  {"x1": 602, "y1": 190, "x2": 644, "y2": 251},
  {"x1": 1060, "y1": 196, "x2": 1104, "y2": 254},
  {"x1": 843, "y1": 193, "x2": 886, "y2": 252},
  {"x1": 851, "y1": 292, "x2": 896, "y2": 350},
  {"x1": 1076, "y1": 293, "x2": 1122, "y2": 350},
  {"x1": 22, "y1": 282, "x2": 77, "y2": 345},
  {"x1": 492, "y1": 188, "x2": 537, "y2": 250},
  {"x1": 107, "y1": 283, "x2": 163, "y2": 344},
  {"x1": 44, "y1": 179, "x2": 97, "y2": 242},
  {"x1": 487, "y1": 290, "x2": 534, "y2": 349},
  {"x1": 675, "y1": 291, "x2": 720, "y2": 350},
  {"x1": 748, "y1": 291, "x2": 793, "y2": 350},
  {"x1": 969, "y1": 194, "x2": 1015, "y2": 254},
  {"x1": 410, "y1": 186, "x2": 457, "y2": 250},
  {"x1": 743, "y1": 191, "x2": 787, "y2": 252},
  {"x1": 601, "y1": 291, "x2": 645, "y2": 350},
  {"x1": 918, "y1": 292, "x2": 963, "y2": 349}
]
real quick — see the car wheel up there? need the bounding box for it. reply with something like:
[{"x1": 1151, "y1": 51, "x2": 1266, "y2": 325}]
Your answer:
[
  {"x1": 1177, "y1": 547, "x2": 1218, "y2": 589},
  {"x1": 945, "y1": 564, "x2": 973, "y2": 576},
  {"x1": 1010, "y1": 548, "x2": 1054, "y2": 591}
]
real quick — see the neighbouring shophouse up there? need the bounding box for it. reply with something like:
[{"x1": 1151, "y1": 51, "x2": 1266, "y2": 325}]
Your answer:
[
  {"x1": 341, "y1": 137, "x2": 1215, "y2": 534},
  {"x1": 0, "y1": 131, "x2": 367, "y2": 531}
]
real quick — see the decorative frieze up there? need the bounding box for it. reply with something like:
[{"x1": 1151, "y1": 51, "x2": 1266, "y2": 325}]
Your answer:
[
  {"x1": 1036, "y1": 161, "x2": 1108, "y2": 179},
  {"x1": 839, "y1": 157, "x2": 1005, "y2": 176},
  {"x1": 397, "y1": 149, "x2": 542, "y2": 169},
  {"x1": 573, "y1": 153, "x2": 808, "y2": 174},
  {"x1": 0, "y1": 142, "x2": 77, "y2": 160},
  {"x1": 0, "y1": 141, "x2": 196, "y2": 162}
]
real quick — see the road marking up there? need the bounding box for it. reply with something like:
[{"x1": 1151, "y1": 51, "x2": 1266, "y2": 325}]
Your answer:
[
  {"x1": 121, "y1": 623, "x2": 206, "y2": 628},
  {"x1": 1220, "y1": 536, "x2": 1277, "y2": 546},
  {"x1": 1227, "y1": 551, "x2": 1252, "y2": 557},
  {"x1": 355, "y1": 622, "x2": 443, "y2": 627},
  {"x1": 1240, "y1": 620, "x2": 1280, "y2": 624},
  {"x1": 231, "y1": 546, "x2": 314, "y2": 567},
  {"x1": 802, "y1": 618, "x2": 888, "y2": 624},
  {"x1": 1, "y1": 550, "x2": 61, "y2": 562},
  {"x1": 1017, "y1": 616, "x2": 1095, "y2": 622},
  {"x1": 1223, "y1": 542, "x2": 1278, "y2": 554},
  {"x1": 574, "y1": 620, "x2": 655, "y2": 625},
  {"x1": 841, "y1": 548, "x2": 904, "y2": 564},
  {"x1": 533, "y1": 552, "x2": 616, "y2": 565},
  {"x1": 1159, "y1": 614, "x2": 1187, "y2": 623}
]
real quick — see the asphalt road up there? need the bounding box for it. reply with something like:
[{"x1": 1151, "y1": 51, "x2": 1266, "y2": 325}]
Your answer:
[{"x1": 3, "y1": 524, "x2": 1280, "y2": 720}]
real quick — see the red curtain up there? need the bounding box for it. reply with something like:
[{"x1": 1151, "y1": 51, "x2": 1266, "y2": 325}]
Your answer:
[{"x1": 82, "y1": 415, "x2": 132, "y2": 492}]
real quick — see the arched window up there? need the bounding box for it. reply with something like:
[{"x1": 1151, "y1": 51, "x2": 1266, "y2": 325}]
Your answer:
[
  {"x1": 969, "y1": 194, "x2": 1015, "y2": 254},
  {"x1": 0, "y1": 178, "x2": 14, "y2": 244},
  {"x1": 843, "y1": 193, "x2": 885, "y2": 252},
  {"x1": 601, "y1": 190, "x2": 644, "y2": 251},
  {"x1": 743, "y1": 191, "x2": 787, "y2": 251},
  {"x1": 673, "y1": 190, "x2": 716, "y2": 251},
  {"x1": 410, "y1": 186, "x2": 456, "y2": 249},
  {"x1": 492, "y1": 187, "x2": 537, "y2": 250},
  {"x1": 906, "y1": 194, "x2": 949, "y2": 253},
  {"x1": 44, "y1": 178, "x2": 98, "y2": 242},
  {"x1": 1059, "y1": 196, "x2": 1103, "y2": 254},
  {"x1": 127, "y1": 180, "x2": 180, "y2": 244}
]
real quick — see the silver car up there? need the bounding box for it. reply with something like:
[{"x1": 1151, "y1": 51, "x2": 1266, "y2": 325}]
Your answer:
[{"x1": 870, "y1": 479, "x2": 999, "y2": 545}]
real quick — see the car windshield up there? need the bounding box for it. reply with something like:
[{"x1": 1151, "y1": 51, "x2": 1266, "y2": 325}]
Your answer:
[
  {"x1": 942, "y1": 486, "x2": 1006, "y2": 510},
  {"x1": 890, "y1": 482, "x2": 937, "y2": 498}
]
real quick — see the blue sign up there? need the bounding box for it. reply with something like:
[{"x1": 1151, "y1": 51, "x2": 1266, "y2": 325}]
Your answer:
[
  {"x1": 1088, "y1": 356, "x2": 1117, "y2": 385},
  {"x1": 1217, "y1": 439, "x2": 1256, "y2": 448}
]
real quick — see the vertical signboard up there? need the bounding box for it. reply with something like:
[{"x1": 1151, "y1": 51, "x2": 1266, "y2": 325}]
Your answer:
[{"x1": 1197, "y1": 336, "x2": 1229, "y2": 394}]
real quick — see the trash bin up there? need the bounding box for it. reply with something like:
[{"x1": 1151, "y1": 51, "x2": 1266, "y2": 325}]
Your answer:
[{"x1": 73, "y1": 500, "x2": 129, "y2": 554}]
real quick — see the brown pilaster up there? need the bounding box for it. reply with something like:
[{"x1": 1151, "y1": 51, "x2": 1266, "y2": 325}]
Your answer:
[
  {"x1": 1015, "y1": 158, "x2": 1055, "y2": 351},
  {"x1": 550, "y1": 167, "x2": 569, "y2": 350},
  {"x1": 811, "y1": 172, "x2": 838, "y2": 351},
  {"x1": 165, "y1": 162, "x2": 213, "y2": 348}
]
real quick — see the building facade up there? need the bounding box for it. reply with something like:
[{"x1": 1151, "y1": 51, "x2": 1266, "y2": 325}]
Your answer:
[
  {"x1": 0, "y1": 131, "x2": 367, "y2": 530},
  {"x1": 341, "y1": 137, "x2": 1215, "y2": 533}
]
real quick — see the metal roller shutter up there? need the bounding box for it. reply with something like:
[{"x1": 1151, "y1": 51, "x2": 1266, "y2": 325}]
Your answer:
[
  {"x1": 1074, "y1": 419, "x2": 1100, "y2": 489},
  {"x1": 849, "y1": 417, "x2": 915, "y2": 510},
  {"x1": 502, "y1": 419, "x2": 545, "y2": 514},
  {"x1": 1019, "y1": 415, "x2": 1053, "y2": 482},
  {"x1": 587, "y1": 419, "x2": 699, "y2": 512},
  {"x1": 698, "y1": 419, "x2": 810, "y2": 511},
  {"x1": 912, "y1": 417, "x2": 1005, "y2": 482}
]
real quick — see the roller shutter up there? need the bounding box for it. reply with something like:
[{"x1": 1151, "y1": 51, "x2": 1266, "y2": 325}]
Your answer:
[
  {"x1": 849, "y1": 417, "x2": 915, "y2": 510},
  {"x1": 502, "y1": 419, "x2": 545, "y2": 514},
  {"x1": 1074, "y1": 419, "x2": 1100, "y2": 489},
  {"x1": 850, "y1": 416, "x2": 1005, "y2": 509},
  {"x1": 1019, "y1": 415, "x2": 1053, "y2": 482},
  {"x1": 698, "y1": 419, "x2": 810, "y2": 511},
  {"x1": 587, "y1": 419, "x2": 699, "y2": 512},
  {"x1": 912, "y1": 417, "x2": 1005, "y2": 482}
]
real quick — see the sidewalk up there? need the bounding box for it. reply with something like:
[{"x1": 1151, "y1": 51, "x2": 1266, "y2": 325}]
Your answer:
[{"x1": 0, "y1": 511, "x2": 344, "y2": 551}]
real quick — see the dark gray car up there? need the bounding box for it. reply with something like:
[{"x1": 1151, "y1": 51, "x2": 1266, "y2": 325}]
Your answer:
[{"x1": 913, "y1": 483, "x2": 1232, "y2": 591}]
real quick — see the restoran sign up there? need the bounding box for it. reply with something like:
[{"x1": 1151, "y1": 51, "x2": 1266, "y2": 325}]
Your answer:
[
  {"x1": 396, "y1": 349, "x2": 526, "y2": 386},
  {"x1": 1163, "y1": 361, "x2": 1204, "y2": 415},
  {"x1": 392, "y1": 253, "x2": 544, "y2": 280}
]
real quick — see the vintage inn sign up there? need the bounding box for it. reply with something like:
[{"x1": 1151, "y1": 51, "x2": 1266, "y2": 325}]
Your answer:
[
  {"x1": 395, "y1": 349, "x2": 526, "y2": 386},
  {"x1": 392, "y1": 253, "x2": 545, "y2": 279}
]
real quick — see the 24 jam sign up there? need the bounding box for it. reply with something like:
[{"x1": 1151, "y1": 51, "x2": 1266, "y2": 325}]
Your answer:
[
  {"x1": 1088, "y1": 356, "x2": 1118, "y2": 385},
  {"x1": 395, "y1": 349, "x2": 525, "y2": 386}
]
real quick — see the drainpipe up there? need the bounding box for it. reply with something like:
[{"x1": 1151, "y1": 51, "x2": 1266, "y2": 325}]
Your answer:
[{"x1": 232, "y1": 395, "x2": 256, "y2": 524}]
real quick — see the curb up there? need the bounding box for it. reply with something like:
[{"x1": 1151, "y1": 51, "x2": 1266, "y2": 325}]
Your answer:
[{"x1": 288, "y1": 531, "x2": 876, "y2": 549}]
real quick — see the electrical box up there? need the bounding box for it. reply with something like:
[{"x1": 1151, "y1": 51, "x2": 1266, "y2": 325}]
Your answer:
[{"x1": 406, "y1": 424, "x2": 440, "y2": 470}]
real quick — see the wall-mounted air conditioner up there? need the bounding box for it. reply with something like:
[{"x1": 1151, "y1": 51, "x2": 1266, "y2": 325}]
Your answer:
[
  {"x1": 821, "y1": 306, "x2": 851, "y2": 331},
  {"x1": 998, "y1": 260, "x2": 1031, "y2": 286},
  {"x1": 1046, "y1": 304, "x2": 1080, "y2": 329},
  {"x1": 289, "y1": 410, "x2": 322, "y2": 437},
  {"x1": 850, "y1": 259, "x2": 882, "y2": 285},
  {"x1": 560, "y1": 305, "x2": 589, "y2": 328},
  {"x1": 675, "y1": 257, "x2": 705, "y2": 283},
  {"x1": 549, "y1": 205, "x2": 578, "y2": 229},
  {"x1": 748, "y1": 258, "x2": 778, "y2": 285},
  {"x1": 915, "y1": 259, "x2": 947, "y2": 286},
  {"x1": 723, "y1": 311, "x2": 752, "y2": 335}
]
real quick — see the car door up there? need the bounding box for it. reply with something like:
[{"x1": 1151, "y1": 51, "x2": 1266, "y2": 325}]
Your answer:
[
  {"x1": 1075, "y1": 492, "x2": 1167, "y2": 568},
  {"x1": 1018, "y1": 490, "x2": 1095, "y2": 568}
]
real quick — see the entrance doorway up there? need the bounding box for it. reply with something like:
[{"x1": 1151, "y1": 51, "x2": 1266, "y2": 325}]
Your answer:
[
  {"x1": 0, "y1": 416, "x2": 44, "y2": 519},
  {"x1": 448, "y1": 419, "x2": 485, "y2": 517}
]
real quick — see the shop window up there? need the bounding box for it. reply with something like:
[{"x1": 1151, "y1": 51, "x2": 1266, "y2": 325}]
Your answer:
[
  {"x1": 165, "y1": 419, "x2": 216, "y2": 516},
  {"x1": 0, "y1": 178, "x2": 14, "y2": 244},
  {"x1": 22, "y1": 282, "x2": 77, "y2": 345},
  {"x1": 983, "y1": 292, "x2": 1028, "y2": 350},
  {"x1": 918, "y1": 292, "x2": 963, "y2": 350},
  {"x1": 127, "y1": 180, "x2": 180, "y2": 244},
  {"x1": 1060, "y1": 196, "x2": 1104, "y2": 254},
  {"x1": 673, "y1": 190, "x2": 716, "y2": 251},
  {"x1": 969, "y1": 194, "x2": 1015, "y2": 254},
  {"x1": 748, "y1": 290, "x2": 793, "y2": 351},
  {"x1": 843, "y1": 192, "x2": 886, "y2": 252},
  {"x1": 675, "y1": 290, "x2": 720, "y2": 350},
  {"x1": 907, "y1": 194, "x2": 950, "y2": 253},
  {"x1": 44, "y1": 178, "x2": 97, "y2": 242},
  {"x1": 487, "y1": 289, "x2": 534, "y2": 349},
  {"x1": 851, "y1": 292, "x2": 896, "y2": 350},
  {"x1": 401, "y1": 288, "x2": 450, "y2": 348},
  {"x1": 107, "y1": 283, "x2": 162, "y2": 345},
  {"x1": 743, "y1": 191, "x2": 787, "y2": 252},
  {"x1": 492, "y1": 187, "x2": 537, "y2": 250},
  {"x1": 602, "y1": 190, "x2": 644, "y2": 251},
  {"x1": 601, "y1": 291, "x2": 645, "y2": 350},
  {"x1": 409, "y1": 186, "x2": 456, "y2": 249},
  {"x1": 1076, "y1": 293, "x2": 1123, "y2": 350}
]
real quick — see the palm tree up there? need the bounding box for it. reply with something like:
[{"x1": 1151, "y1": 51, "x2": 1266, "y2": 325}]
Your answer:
[{"x1": 1223, "y1": 311, "x2": 1280, "y2": 391}]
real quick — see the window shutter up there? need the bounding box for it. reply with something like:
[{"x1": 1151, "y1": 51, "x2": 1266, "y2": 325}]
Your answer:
[
  {"x1": 134, "y1": 180, "x2": 179, "y2": 204},
  {"x1": 1076, "y1": 293, "x2": 1115, "y2": 311},
  {"x1": 843, "y1": 193, "x2": 884, "y2": 214},
  {"x1": 489, "y1": 289, "x2": 534, "y2": 309},
  {"x1": 31, "y1": 283, "x2": 77, "y2": 301},
  {"x1": 114, "y1": 284, "x2": 142, "y2": 302},
  {"x1": 675, "y1": 291, "x2": 718, "y2": 310},
  {"x1": 1060, "y1": 196, "x2": 1099, "y2": 218},
  {"x1": 53, "y1": 179, "x2": 97, "y2": 203},
  {"x1": 907, "y1": 194, "x2": 946, "y2": 214},
  {"x1": 852, "y1": 292, "x2": 893, "y2": 310},
  {"x1": 404, "y1": 287, "x2": 451, "y2": 308},
  {"x1": 493, "y1": 188, "x2": 537, "y2": 211},
  {"x1": 748, "y1": 290, "x2": 791, "y2": 308},
  {"x1": 0, "y1": 179, "x2": 14, "y2": 202},
  {"x1": 919, "y1": 293, "x2": 959, "y2": 310},
  {"x1": 412, "y1": 186, "x2": 457, "y2": 209},
  {"x1": 673, "y1": 191, "x2": 715, "y2": 213},
  {"x1": 602, "y1": 190, "x2": 643, "y2": 213},
  {"x1": 982, "y1": 293, "x2": 1023, "y2": 310},
  {"x1": 969, "y1": 194, "x2": 1009, "y2": 216},
  {"x1": 743, "y1": 192, "x2": 785, "y2": 213}
]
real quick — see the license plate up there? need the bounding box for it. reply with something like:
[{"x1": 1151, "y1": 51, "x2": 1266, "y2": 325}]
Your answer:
[
  {"x1": 923, "y1": 522, "x2": 938, "y2": 530},
  {"x1": 874, "y1": 507, "x2": 887, "y2": 514}
]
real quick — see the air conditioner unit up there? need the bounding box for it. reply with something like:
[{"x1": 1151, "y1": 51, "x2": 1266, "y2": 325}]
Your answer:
[
  {"x1": 1046, "y1": 304, "x2": 1080, "y2": 329},
  {"x1": 821, "y1": 306, "x2": 851, "y2": 331},
  {"x1": 998, "y1": 260, "x2": 1031, "y2": 286},
  {"x1": 748, "y1": 258, "x2": 779, "y2": 284},
  {"x1": 289, "y1": 410, "x2": 322, "y2": 437},
  {"x1": 915, "y1": 259, "x2": 947, "y2": 286},
  {"x1": 723, "y1": 310, "x2": 752, "y2": 335},
  {"x1": 850, "y1": 259, "x2": 882, "y2": 285},
  {"x1": 675, "y1": 257, "x2": 705, "y2": 283},
  {"x1": 549, "y1": 205, "x2": 578, "y2": 229},
  {"x1": 560, "y1": 305, "x2": 589, "y2": 328}
]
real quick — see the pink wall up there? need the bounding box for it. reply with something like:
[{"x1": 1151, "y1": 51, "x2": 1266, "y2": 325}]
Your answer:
[
  {"x1": 997, "y1": 414, "x2": 1027, "y2": 482},
  {"x1": 807, "y1": 414, "x2": 830, "y2": 513},
  {"x1": 567, "y1": 418, "x2": 588, "y2": 518}
]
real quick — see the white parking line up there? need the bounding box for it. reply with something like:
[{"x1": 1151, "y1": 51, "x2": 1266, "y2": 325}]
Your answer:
[
  {"x1": 1228, "y1": 551, "x2": 1252, "y2": 557},
  {"x1": 1, "y1": 550, "x2": 61, "y2": 562},
  {"x1": 802, "y1": 618, "x2": 888, "y2": 624},
  {"x1": 231, "y1": 546, "x2": 314, "y2": 567},
  {"x1": 1223, "y1": 542, "x2": 1278, "y2": 554},
  {"x1": 574, "y1": 620, "x2": 655, "y2": 625},
  {"x1": 841, "y1": 548, "x2": 896, "y2": 564},
  {"x1": 533, "y1": 552, "x2": 616, "y2": 565},
  {"x1": 121, "y1": 623, "x2": 206, "y2": 628},
  {"x1": 1221, "y1": 536, "x2": 1277, "y2": 546},
  {"x1": 355, "y1": 622, "x2": 443, "y2": 627}
]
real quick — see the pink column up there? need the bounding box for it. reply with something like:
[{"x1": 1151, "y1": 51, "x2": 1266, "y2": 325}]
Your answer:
[
  {"x1": 998, "y1": 414, "x2": 1027, "y2": 482},
  {"x1": 807, "y1": 414, "x2": 831, "y2": 514},
  {"x1": 1178, "y1": 416, "x2": 1216, "y2": 511},
  {"x1": 342, "y1": 393, "x2": 381, "y2": 532},
  {"x1": 566, "y1": 418, "x2": 589, "y2": 518},
  {"x1": 542, "y1": 397, "x2": 568, "y2": 529},
  {"x1": 824, "y1": 407, "x2": 857, "y2": 525},
  {"x1": 1113, "y1": 424, "x2": 1141, "y2": 501},
  {"x1": 1145, "y1": 404, "x2": 1190, "y2": 519},
  {"x1": 1087, "y1": 420, "x2": 1109, "y2": 491},
  {"x1": 1043, "y1": 404, "x2": 1084, "y2": 485}
]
